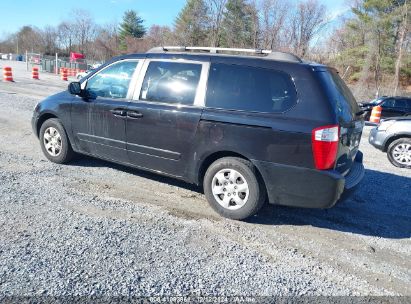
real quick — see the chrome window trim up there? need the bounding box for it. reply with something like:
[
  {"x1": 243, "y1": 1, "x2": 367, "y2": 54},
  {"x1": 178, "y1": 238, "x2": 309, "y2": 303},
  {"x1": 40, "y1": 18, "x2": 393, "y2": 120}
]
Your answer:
[
  {"x1": 81, "y1": 59, "x2": 144, "y2": 100},
  {"x1": 132, "y1": 58, "x2": 210, "y2": 107}
]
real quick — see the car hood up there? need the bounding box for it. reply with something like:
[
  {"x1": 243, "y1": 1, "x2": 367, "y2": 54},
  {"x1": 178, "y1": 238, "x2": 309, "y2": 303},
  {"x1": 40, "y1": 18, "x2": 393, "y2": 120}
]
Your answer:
[{"x1": 382, "y1": 116, "x2": 411, "y2": 122}]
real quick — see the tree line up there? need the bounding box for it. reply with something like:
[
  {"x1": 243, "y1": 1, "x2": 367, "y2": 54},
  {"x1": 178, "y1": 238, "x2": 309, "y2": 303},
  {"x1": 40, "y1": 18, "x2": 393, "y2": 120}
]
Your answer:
[{"x1": 0, "y1": 0, "x2": 409, "y2": 98}]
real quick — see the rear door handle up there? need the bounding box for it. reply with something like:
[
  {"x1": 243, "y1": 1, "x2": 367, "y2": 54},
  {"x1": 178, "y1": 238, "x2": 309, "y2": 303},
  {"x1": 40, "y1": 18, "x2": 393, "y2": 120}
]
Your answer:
[
  {"x1": 127, "y1": 111, "x2": 143, "y2": 119},
  {"x1": 110, "y1": 109, "x2": 126, "y2": 117}
]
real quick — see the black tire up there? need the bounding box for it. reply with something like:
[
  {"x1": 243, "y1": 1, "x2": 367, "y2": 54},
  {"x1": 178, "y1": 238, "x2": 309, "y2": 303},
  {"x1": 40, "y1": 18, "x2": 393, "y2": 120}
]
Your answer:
[
  {"x1": 39, "y1": 118, "x2": 74, "y2": 164},
  {"x1": 387, "y1": 138, "x2": 411, "y2": 169},
  {"x1": 203, "y1": 157, "x2": 266, "y2": 220}
]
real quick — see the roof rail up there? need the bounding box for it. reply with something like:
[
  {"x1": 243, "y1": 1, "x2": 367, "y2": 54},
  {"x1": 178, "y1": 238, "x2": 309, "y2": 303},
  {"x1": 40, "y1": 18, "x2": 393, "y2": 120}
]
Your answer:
[{"x1": 147, "y1": 46, "x2": 302, "y2": 63}]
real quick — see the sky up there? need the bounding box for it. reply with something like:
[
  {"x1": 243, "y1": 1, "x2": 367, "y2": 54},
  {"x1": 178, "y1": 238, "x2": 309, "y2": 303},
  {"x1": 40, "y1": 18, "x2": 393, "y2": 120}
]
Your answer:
[{"x1": 0, "y1": 0, "x2": 350, "y2": 40}]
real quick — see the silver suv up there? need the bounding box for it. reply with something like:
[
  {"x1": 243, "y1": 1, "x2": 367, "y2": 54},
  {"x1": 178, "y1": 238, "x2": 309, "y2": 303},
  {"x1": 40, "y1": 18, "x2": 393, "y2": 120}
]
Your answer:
[{"x1": 369, "y1": 117, "x2": 411, "y2": 168}]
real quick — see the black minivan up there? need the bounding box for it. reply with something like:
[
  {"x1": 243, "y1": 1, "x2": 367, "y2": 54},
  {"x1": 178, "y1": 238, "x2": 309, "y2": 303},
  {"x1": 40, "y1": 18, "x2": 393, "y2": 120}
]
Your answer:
[
  {"x1": 32, "y1": 46, "x2": 365, "y2": 220},
  {"x1": 360, "y1": 96, "x2": 411, "y2": 120}
]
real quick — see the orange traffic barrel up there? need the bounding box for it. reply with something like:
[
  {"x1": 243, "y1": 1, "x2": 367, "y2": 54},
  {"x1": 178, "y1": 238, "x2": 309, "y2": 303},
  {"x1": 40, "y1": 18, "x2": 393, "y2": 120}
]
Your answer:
[
  {"x1": 32, "y1": 67, "x2": 39, "y2": 80},
  {"x1": 61, "y1": 68, "x2": 68, "y2": 81},
  {"x1": 3, "y1": 66, "x2": 13, "y2": 82},
  {"x1": 369, "y1": 105, "x2": 382, "y2": 124}
]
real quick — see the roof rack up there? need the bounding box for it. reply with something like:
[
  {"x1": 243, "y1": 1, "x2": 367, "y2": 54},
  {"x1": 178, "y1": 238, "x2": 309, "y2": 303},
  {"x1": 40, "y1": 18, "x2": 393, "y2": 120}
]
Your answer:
[{"x1": 147, "y1": 46, "x2": 302, "y2": 63}]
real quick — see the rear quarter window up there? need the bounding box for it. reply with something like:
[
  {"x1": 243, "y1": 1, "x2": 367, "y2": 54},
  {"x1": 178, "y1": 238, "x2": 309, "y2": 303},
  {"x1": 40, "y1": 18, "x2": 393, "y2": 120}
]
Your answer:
[
  {"x1": 206, "y1": 63, "x2": 297, "y2": 113},
  {"x1": 317, "y1": 70, "x2": 359, "y2": 122}
]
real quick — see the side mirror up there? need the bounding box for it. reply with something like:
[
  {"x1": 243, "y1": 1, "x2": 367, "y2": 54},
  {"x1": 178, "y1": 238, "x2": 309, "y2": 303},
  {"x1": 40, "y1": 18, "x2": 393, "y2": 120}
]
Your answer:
[
  {"x1": 68, "y1": 82, "x2": 82, "y2": 95},
  {"x1": 86, "y1": 90, "x2": 97, "y2": 100}
]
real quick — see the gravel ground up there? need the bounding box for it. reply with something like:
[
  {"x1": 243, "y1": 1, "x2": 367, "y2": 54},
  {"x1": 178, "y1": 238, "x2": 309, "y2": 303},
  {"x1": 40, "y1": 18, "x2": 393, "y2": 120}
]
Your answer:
[{"x1": 0, "y1": 61, "x2": 410, "y2": 298}]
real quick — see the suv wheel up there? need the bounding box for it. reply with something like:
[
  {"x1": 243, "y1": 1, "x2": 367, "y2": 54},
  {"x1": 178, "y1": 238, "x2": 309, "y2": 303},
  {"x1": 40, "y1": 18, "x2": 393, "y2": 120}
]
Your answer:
[
  {"x1": 39, "y1": 118, "x2": 74, "y2": 164},
  {"x1": 387, "y1": 138, "x2": 411, "y2": 168},
  {"x1": 203, "y1": 157, "x2": 266, "y2": 220}
]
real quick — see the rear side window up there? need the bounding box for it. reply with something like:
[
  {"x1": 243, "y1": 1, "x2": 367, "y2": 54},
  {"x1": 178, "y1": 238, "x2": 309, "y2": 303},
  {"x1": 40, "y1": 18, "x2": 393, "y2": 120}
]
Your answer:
[
  {"x1": 206, "y1": 63, "x2": 297, "y2": 113},
  {"x1": 140, "y1": 61, "x2": 202, "y2": 105}
]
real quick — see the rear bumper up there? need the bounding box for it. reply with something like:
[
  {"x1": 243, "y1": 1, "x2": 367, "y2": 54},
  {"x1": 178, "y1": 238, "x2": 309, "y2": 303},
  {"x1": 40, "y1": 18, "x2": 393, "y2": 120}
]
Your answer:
[{"x1": 252, "y1": 151, "x2": 364, "y2": 209}]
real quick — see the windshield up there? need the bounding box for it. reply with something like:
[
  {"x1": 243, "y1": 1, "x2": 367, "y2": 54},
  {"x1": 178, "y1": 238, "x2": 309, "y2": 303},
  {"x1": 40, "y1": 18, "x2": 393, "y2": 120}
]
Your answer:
[{"x1": 369, "y1": 98, "x2": 383, "y2": 105}]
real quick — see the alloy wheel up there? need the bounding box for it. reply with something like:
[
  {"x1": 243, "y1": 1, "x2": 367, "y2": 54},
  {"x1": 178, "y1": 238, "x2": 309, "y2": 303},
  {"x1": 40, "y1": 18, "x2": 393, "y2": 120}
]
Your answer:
[
  {"x1": 43, "y1": 127, "x2": 62, "y2": 157},
  {"x1": 392, "y1": 143, "x2": 411, "y2": 166}
]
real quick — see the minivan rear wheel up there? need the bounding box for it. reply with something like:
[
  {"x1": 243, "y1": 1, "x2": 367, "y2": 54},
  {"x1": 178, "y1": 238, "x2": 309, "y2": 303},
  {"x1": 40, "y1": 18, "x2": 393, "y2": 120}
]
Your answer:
[
  {"x1": 387, "y1": 138, "x2": 411, "y2": 168},
  {"x1": 203, "y1": 157, "x2": 266, "y2": 220}
]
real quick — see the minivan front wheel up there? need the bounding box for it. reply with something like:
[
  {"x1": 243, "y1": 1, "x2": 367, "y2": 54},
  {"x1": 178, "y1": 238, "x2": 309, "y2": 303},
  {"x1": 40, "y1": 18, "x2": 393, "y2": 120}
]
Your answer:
[
  {"x1": 387, "y1": 138, "x2": 411, "y2": 168},
  {"x1": 203, "y1": 157, "x2": 266, "y2": 220},
  {"x1": 39, "y1": 118, "x2": 74, "y2": 164}
]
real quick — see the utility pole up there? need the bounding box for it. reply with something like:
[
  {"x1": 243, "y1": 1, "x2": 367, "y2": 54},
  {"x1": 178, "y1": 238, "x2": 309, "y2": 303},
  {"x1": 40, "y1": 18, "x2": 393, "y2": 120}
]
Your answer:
[{"x1": 55, "y1": 53, "x2": 58, "y2": 75}]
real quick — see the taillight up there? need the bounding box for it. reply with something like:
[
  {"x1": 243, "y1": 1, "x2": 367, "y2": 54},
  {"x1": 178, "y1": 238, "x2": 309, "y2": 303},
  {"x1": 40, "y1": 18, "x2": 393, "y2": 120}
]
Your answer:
[{"x1": 312, "y1": 125, "x2": 339, "y2": 170}]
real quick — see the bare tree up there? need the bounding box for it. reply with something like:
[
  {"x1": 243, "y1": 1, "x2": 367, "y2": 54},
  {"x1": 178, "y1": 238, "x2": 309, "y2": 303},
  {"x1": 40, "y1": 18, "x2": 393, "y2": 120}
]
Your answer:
[
  {"x1": 207, "y1": 0, "x2": 227, "y2": 46},
  {"x1": 392, "y1": 0, "x2": 409, "y2": 95},
  {"x1": 288, "y1": 0, "x2": 326, "y2": 57},
  {"x1": 259, "y1": 0, "x2": 288, "y2": 50},
  {"x1": 71, "y1": 9, "x2": 98, "y2": 55},
  {"x1": 57, "y1": 21, "x2": 75, "y2": 55},
  {"x1": 146, "y1": 25, "x2": 174, "y2": 46},
  {"x1": 93, "y1": 22, "x2": 120, "y2": 61},
  {"x1": 14, "y1": 26, "x2": 43, "y2": 54},
  {"x1": 124, "y1": 36, "x2": 152, "y2": 53},
  {"x1": 41, "y1": 25, "x2": 58, "y2": 55}
]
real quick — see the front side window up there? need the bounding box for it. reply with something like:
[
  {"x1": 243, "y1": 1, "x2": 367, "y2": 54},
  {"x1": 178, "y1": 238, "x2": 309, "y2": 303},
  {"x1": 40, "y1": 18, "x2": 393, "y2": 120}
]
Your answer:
[
  {"x1": 206, "y1": 63, "x2": 297, "y2": 113},
  {"x1": 140, "y1": 61, "x2": 202, "y2": 105},
  {"x1": 86, "y1": 61, "x2": 138, "y2": 99}
]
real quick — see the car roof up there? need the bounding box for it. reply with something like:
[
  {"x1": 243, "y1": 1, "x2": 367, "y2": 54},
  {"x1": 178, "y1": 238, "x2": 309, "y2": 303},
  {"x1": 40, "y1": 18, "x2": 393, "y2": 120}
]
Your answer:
[
  {"x1": 107, "y1": 46, "x2": 326, "y2": 66},
  {"x1": 108, "y1": 52, "x2": 328, "y2": 73}
]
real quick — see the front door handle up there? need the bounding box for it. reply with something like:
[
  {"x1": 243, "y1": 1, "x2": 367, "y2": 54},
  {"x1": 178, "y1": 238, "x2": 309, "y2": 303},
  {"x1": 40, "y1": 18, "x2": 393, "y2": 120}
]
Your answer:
[
  {"x1": 110, "y1": 109, "x2": 126, "y2": 117},
  {"x1": 127, "y1": 111, "x2": 143, "y2": 119}
]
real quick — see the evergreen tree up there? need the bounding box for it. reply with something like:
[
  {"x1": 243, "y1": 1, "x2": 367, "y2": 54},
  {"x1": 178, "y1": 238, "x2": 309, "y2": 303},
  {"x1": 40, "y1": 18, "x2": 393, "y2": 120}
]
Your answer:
[
  {"x1": 119, "y1": 10, "x2": 146, "y2": 50},
  {"x1": 333, "y1": 0, "x2": 410, "y2": 97},
  {"x1": 174, "y1": 0, "x2": 209, "y2": 46},
  {"x1": 220, "y1": 0, "x2": 254, "y2": 48}
]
